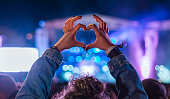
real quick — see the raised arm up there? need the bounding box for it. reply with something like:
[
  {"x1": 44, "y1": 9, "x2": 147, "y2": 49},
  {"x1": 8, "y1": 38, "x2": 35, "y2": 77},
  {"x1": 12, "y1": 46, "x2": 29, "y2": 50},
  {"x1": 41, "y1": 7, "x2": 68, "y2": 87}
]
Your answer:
[
  {"x1": 16, "y1": 16, "x2": 86, "y2": 99},
  {"x1": 86, "y1": 15, "x2": 148, "y2": 99}
]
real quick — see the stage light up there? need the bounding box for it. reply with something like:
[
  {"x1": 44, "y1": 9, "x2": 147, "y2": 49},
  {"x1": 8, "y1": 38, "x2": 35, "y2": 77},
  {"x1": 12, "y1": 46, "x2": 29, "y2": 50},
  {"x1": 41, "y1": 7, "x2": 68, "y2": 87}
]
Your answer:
[
  {"x1": 63, "y1": 72, "x2": 73, "y2": 81},
  {"x1": 26, "y1": 33, "x2": 33, "y2": 40},
  {"x1": 39, "y1": 20, "x2": 45, "y2": 27},
  {"x1": 68, "y1": 56, "x2": 74, "y2": 62},
  {"x1": 62, "y1": 65, "x2": 68, "y2": 71},
  {"x1": 79, "y1": 65, "x2": 96, "y2": 75},
  {"x1": 76, "y1": 56, "x2": 82, "y2": 62},
  {"x1": 62, "y1": 65, "x2": 74, "y2": 71},
  {"x1": 141, "y1": 57, "x2": 151, "y2": 78},
  {"x1": 111, "y1": 39, "x2": 115, "y2": 44},
  {"x1": 156, "y1": 65, "x2": 170, "y2": 83},
  {"x1": 94, "y1": 56, "x2": 101, "y2": 63},
  {"x1": 73, "y1": 67, "x2": 80, "y2": 74},
  {"x1": 0, "y1": 47, "x2": 39, "y2": 72},
  {"x1": 69, "y1": 47, "x2": 74, "y2": 53},
  {"x1": 93, "y1": 48, "x2": 101, "y2": 53},
  {"x1": 74, "y1": 47, "x2": 80, "y2": 53},
  {"x1": 102, "y1": 65, "x2": 109, "y2": 72},
  {"x1": 87, "y1": 48, "x2": 93, "y2": 53},
  {"x1": 68, "y1": 65, "x2": 74, "y2": 71}
]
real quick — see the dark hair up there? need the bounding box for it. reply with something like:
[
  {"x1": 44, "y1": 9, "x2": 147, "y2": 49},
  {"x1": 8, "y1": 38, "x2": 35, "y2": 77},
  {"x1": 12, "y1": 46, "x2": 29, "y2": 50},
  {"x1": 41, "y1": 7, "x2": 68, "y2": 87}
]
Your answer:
[
  {"x1": 52, "y1": 75, "x2": 108, "y2": 99},
  {"x1": 142, "y1": 78, "x2": 167, "y2": 99},
  {"x1": 105, "y1": 83, "x2": 118, "y2": 99}
]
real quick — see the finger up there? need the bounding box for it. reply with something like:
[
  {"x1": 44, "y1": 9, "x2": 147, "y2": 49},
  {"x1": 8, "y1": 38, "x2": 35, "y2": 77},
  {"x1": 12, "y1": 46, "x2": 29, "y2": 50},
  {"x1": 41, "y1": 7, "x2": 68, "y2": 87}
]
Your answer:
[
  {"x1": 73, "y1": 23, "x2": 86, "y2": 33},
  {"x1": 93, "y1": 14, "x2": 103, "y2": 30},
  {"x1": 106, "y1": 28, "x2": 109, "y2": 34},
  {"x1": 65, "y1": 16, "x2": 82, "y2": 30},
  {"x1": 87, "y1": 24, "x2": 100, "y2": 36},
  {"x1": 75, "y1": 41, "x2": 86, "y2": 48},
  {"x1": 70, "y1": 16, "x2": 82, "y2": 24},
  {"x1": 85, "y1": 43, "x2": 96, "y2": 51},
  {"x1": 63, "y1": 26, "x2": 67, "y2": 33},
  {"x1": 104, "y1": 22, "x2": 107, "y2": 31}
]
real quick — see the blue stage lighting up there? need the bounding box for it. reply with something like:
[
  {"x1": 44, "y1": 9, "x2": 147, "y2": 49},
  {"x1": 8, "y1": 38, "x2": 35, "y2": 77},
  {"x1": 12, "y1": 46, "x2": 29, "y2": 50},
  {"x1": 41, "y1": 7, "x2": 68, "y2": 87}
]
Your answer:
[
  {"x1": 79, "y1": 65, "x2": 96, "y2": 75},
  {"x1": 69, "y1": 47, "x2": 74, "y2": 53},
  {"x1": 93, "y1": 48, "x2": 101, "y2": 53},
  {"x1": 94, "y1": 56, "x2": 101, "y2": 63},
  {"x1": 155, "y1": 65, "x2": 170, "y2": 83},
  {"x1": 76, "y1": 56, "x2": 82, "y2": 62},
  {"x1": 73, "y1": 67, "x2": 80, "y2": 74},
  {"x1": 74, "y1": 47, "x2": 80, "y2": 53},
  {"x1": 111, "y1": 39, "x2": 115, "y2": 44},
  {"x1": 68, "y1": 56, "x2": 74, "y2": 62},
  {"x1": 87, "y1": 48, "x2": 93, "y2": 53},
  {"x1": 62, "y1": 65, "x2": 68, "y2": 71},
  {"x1": 39, "y1": 20, "x2": 45, "y2": 27},
  {"x1": 68, "y1": 65, "x2": 74, "y2": 71},
  {"x1": 102, "y1": 65, "x2": 109, "y2": 72},
  {"x1": 63, "y1": 72, "x2": 73, "y2": 81}
]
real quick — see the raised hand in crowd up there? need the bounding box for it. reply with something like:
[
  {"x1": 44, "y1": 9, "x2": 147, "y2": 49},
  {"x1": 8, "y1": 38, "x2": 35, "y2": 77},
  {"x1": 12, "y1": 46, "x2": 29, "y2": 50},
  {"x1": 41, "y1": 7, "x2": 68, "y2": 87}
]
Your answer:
[{"x1": 54, "y1": 16, "x2": 86, "y2": 52}]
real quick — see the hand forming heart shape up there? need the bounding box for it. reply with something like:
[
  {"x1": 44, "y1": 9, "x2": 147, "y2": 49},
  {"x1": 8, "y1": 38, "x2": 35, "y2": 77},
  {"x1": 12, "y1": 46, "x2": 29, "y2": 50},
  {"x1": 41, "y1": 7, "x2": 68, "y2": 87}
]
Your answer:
[{"x1": 54, "y1": 15, "x2": 125, "y2": 52}]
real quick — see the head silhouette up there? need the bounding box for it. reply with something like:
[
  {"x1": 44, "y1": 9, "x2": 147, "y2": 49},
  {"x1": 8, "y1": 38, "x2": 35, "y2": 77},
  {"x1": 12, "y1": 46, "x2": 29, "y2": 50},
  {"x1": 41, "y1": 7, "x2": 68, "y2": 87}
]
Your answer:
[
  {"x1": 142, "y1": 78, "x2": 167, "y2": 99},
  {"x1": 0, "y1": 74, "x2": 18, "y2": 99},
  {"x1": 52, "y1": 75, "x2": 113, "y2": 99}
]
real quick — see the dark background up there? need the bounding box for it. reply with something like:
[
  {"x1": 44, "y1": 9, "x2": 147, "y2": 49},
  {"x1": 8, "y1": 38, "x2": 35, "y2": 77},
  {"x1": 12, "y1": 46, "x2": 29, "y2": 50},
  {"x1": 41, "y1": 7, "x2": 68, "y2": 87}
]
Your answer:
[{"x1": 0, "y1": 0, "x2": 170, "y2": 33}]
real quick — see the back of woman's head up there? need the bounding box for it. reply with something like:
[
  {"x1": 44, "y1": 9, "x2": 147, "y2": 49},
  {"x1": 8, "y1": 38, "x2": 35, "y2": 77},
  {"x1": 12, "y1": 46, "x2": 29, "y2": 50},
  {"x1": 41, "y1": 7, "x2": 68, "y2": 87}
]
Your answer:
[{"x1": 52, "y1": 75, "x2": 107, "y2": 99}]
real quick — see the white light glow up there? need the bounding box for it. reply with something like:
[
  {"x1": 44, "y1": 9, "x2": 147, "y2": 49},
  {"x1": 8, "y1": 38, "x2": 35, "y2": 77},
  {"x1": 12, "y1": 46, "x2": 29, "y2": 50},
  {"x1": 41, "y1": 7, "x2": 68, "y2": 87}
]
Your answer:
[
  {"x1": 0, "y1": 47, "x2": 39, "y2": 72},
  {"x1": 79, "y1": 65, "x2": 96, "y2": 75},
  {"x1": 141, "y1": 57, "x2": 151, "y2": 78},
  {"x1": 156, "y1": 65, "x2": 170, "y2": 83},
  {"x1": 63, "y1": 72, "x2": 73, "y2": 81}
]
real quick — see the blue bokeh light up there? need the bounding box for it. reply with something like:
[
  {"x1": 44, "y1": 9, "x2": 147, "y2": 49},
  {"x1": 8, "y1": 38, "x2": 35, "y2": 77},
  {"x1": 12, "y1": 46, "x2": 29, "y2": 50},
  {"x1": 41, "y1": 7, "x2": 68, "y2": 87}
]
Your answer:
[
  {"x1": 74, "y1": 47, "x2": 80, "y2": 53},
  {"x1": 63, "y1": 72, "x2": 73, "y2": 81},
  {"x1": 68, "y1": 56, "x2": 74, "y2": 62},
  {"x1": 39, "y1": 20, "x2": 45, "y2": 27},
  {"x1": 94, "y1": 56, "x2": 101, "y2": 63},
  {"x1": 111, "y1": 39, "x2": 115, "y2": 44},
  {"x1": 93, "y1": 48, "x2": 101, "y2": 53},
  {"x1": 76, "y1": 56, "x2": 83, "y2": 62}
]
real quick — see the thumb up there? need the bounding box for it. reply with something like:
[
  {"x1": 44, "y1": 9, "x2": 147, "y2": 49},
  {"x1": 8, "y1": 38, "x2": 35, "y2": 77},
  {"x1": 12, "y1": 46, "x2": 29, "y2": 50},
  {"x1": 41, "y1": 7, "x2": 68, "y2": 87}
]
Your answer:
[
  {"x1": 85, "y1": 43, "x2": 96, "y2": 51},
  {"x1": 75, "y1": 41, "x2": 86, "y2": 49}
]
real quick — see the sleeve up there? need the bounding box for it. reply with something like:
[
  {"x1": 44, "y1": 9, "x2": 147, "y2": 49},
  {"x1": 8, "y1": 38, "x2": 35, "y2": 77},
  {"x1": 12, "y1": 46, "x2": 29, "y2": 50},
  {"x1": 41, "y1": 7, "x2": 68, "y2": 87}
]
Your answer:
[
  {"x1": 107, "y1": 49, "x2": 148, "y2": 99},
  {"x1": 16, "y1": 48, "x2": 63, "y2": 99}
]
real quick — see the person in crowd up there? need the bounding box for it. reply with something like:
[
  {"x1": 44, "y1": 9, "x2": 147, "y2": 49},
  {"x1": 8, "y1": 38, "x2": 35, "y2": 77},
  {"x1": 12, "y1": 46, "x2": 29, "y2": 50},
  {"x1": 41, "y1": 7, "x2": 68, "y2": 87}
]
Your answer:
[
  {"x1": 162, "y1": 83, "x2": 170, "y2": 99},
  {"x1": 16, "y1": 15, "x2": 148, "y2": 99},
  {"x1": 48, "y1": 79, "x2": 67, "y2": 99},
  {"x1": 52, "y1": 75, "x2": 106, "y2": 99},
  {"x1": 142, "y1": 78, "x2": 168, "y2": 99},
  {"x1": 105, "y1": 83, "x2": 118, "y2": 99},
  {"x1": 0, "y1": 74, "x2": 18, "y2": 99}
]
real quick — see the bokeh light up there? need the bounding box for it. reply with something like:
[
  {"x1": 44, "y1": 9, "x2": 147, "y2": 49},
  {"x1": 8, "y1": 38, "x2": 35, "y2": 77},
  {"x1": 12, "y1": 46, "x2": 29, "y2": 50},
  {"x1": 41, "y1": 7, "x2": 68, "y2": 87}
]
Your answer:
[
  {"x1": 39, "y1": 20, "x2": 45, "y2": 27},
  {"x1": 63, "y1": 72, "x2": 73, "y2": 81},
  {"x1": 93, "y1": 48, "x2": 101, "y2": 53},
  {"x1": 73, "y1": 67, "x2": 80, "y2": 74},
  {"x1": 76, "y1": 56, "x2": 83, "y2": 62},
  {"x1": 68, "y1": 56, "x2": 74, "y2": 62},
  {"x1": 94, "y1": 56, "x2": 101, "y2": 63},
  {"x1": 155, "y1": 65, "x2": 170, "y2": 83},
  {"x1": 102, "y1": 65, "x2": 109, "y2": 72},
  {"x1": 79, "y1": 65, "x2": 96, "y2": 75}
]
